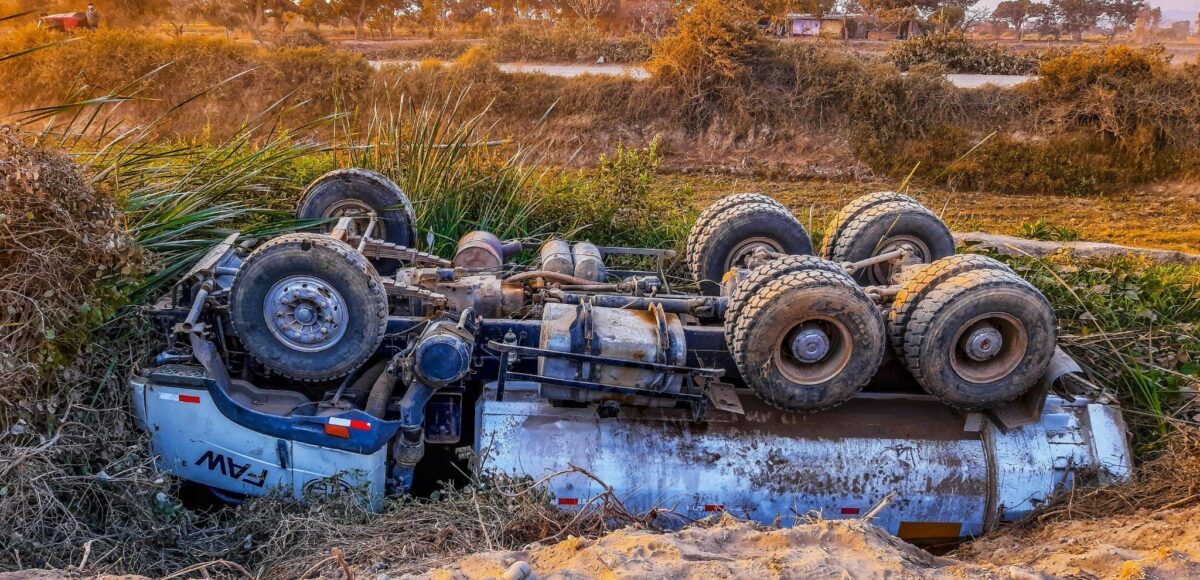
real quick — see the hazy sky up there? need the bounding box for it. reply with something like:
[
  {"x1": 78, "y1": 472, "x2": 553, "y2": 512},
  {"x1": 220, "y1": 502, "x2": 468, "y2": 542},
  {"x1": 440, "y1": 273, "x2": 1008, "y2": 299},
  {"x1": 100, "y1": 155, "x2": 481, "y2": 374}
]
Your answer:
[{"x1": 975, "y1": 0, "x2": 1198, "y2": 14}]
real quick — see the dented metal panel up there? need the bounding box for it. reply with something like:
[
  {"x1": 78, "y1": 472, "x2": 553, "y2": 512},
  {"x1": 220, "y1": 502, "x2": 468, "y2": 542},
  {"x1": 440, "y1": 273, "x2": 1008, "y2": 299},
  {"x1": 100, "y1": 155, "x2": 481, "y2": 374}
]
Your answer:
[
  {"x1": 137, "y1": 375, "x2": 386, "y2": 505},
  {"x1": 477, "y1": 384, "x2": 1132, "y2": 540}
]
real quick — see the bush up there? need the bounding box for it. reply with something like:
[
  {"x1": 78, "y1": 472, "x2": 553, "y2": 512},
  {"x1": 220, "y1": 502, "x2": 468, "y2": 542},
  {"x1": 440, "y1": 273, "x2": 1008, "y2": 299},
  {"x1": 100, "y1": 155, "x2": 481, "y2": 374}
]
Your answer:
[
  {"x1": 887, "y1": 33, "x2": 1039, "y2": 75},
  {"x1": 0, "y1": 29, "x2": 373, "y2": 139},
  {"x1": 488, "y1": 21, "x2": 652, "y2": 63},
  {"x1": 278, "y1": 28, "x2": 328, "y2": 48},
  {"x1": 0, "y1": 128, "x2": 145, "y2": 423}
]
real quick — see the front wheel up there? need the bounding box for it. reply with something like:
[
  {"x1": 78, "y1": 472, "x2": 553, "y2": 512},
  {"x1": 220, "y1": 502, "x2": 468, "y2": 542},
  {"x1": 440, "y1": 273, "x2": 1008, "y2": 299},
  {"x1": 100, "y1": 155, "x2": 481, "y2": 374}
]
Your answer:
[
  {"x1": 297, "y1": 168, "x2": 418, "y2": 275},
  {"x1": 229, "y1": 233, "x2": 389, "y2": 382}
]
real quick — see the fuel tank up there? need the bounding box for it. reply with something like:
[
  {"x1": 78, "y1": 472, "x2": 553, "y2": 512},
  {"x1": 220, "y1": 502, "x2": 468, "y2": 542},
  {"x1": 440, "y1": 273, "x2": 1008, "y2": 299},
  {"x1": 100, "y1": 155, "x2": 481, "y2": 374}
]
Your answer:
[
  {"x1": 538, "y1": 302, "x2": 687, "y2": 407},
  {"x1": 476, "y1": 384, "x2": 1132, "y2": 542}
]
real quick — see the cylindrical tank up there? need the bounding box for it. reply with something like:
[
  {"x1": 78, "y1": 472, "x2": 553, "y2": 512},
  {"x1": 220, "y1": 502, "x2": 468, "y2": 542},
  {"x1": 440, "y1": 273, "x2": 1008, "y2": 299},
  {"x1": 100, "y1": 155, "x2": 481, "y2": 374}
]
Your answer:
[
  {"x1": 477, "y1": 389, "x2": 1133, "y2": 543},
  {"x1": 538, "y1": 303, "x2": 687, "y2": 406},
  {"x1": 572, "y1": 242, "x2": 606, "y2": 282},
  {"x1": 539, "y1": 239, "x2": 574, "y2": 276},
  {"x1": 454, "y1": 231, "x2": 521, "y2": 271}
]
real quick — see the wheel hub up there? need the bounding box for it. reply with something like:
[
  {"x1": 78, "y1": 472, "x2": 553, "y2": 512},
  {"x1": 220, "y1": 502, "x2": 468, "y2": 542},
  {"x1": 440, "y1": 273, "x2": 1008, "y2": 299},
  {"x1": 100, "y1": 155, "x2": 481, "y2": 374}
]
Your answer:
[
  {"x1": 949, "y1": 313, "x2": 1028, "y2": 384},
  {"x1": 264, "y1": 275, "x2": 349, "y2": 352},
  {"x1": 725, "y1": 237, "x2": 785, "y2": 271},
  {"x1": 963, "y1": 325, "x2": 1003, "y2": 362},
  {"x1": 791, "y1": 328, "x2": 831, "y2": 363},
  {"x1": 324, "y1": 199, "x2": 386, "y2": 241},
  {"x1": 871, "y1": 236, "x2": 930, "y2": 285}
]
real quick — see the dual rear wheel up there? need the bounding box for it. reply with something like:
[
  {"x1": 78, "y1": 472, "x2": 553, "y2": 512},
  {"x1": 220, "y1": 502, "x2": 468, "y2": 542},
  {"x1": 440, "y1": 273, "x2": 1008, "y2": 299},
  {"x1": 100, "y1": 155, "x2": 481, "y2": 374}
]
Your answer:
[{"x1": 694, "y1": 192, "x2": 1056, "y2": 413}]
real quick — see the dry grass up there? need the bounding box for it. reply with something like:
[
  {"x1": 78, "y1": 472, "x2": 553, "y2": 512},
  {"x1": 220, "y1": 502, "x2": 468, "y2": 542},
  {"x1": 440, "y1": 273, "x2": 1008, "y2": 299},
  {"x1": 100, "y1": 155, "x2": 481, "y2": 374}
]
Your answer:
[{"x1": 0, "y1": 127, "x2": 146, "y2": 420}]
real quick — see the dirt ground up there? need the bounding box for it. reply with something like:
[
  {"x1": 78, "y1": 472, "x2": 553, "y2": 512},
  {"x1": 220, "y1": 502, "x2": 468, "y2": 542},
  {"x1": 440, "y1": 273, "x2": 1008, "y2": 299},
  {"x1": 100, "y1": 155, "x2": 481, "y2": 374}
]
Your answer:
[
  {"x1": 414, "y1": 518, "x2": 1010, "y2": 580},
  {"x1": 412, "y1": 506, "x2": 1200, "y2": 580},
  {"x1": 663, "y1": 174, "x2": 1200, "y2": 253}
]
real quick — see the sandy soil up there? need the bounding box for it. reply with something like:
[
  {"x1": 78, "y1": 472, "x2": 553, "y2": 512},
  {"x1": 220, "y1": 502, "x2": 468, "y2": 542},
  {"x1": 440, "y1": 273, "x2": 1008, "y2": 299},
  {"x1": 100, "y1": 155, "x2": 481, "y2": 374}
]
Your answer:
[
  {"x1": 411, "y1": 518, "x2": 1016, "y2": 580},
  {"x1": 411, "y1": 508, "x2": 1200, "y2": 580},
  {"x1": 960, "y1": 505, "x2": 1200, "y2": 579}
]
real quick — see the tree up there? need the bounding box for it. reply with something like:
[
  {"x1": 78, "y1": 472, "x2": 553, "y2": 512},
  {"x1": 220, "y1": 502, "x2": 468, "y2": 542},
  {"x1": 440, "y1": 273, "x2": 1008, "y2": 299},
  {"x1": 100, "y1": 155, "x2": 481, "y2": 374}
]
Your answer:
[
  {"x1": 992, "y1": 0, "x2": 1033, "y2": 40},
  {"x1": 1101, "y1": 0, "x2": 1146, "y2": 39},
  {"x1": 299, "y1": 0, "x2": 337, "y2": 29},
  {"x1": 1052, "y1": 0, "x2": 1104, "y2": 41},
  {"x1": 564, "y1": 0, "x2": 615, "y2": 24},
  {"x1": 1027, "y1": 1, "x2": 1061, "y2": 39}
]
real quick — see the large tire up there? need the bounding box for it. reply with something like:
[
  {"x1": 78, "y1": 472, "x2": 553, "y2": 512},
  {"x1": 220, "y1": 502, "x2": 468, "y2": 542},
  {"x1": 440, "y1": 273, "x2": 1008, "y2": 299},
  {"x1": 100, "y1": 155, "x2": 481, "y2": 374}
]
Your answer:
[
  {"x1": 827, "y1": 200, "x2": 955, "y2": 287},
  {"x1": 687, "y1": 193, "x2": 786, "y2": 264},
  {"x1": 724, "y1": 255, "x2": 850, "y2": 339},
  {"x1": 820, "y1": 191, "x2": 917, "y2": 259},
  {"x1": 901, "y1": 269, "x2": 1057, "y2": 410},
  {"x1": 729, "y1": 270, "x2": 886, "y2": 412},
  {"x1": 686, "y1": 193, "x2": 789, "y2": 285},
  {"x1": 687, "y1": 202, "x2": 814, "y2": 295},
  {"x1": 887, "y1": 254, "x2": 1012, "y2": 356},
  {"x1": 230, "y1": 233, "x2": 389, "y2": 382},
  {"x1": 298, "y1": 168, "x2": 418, "y2": 275}
]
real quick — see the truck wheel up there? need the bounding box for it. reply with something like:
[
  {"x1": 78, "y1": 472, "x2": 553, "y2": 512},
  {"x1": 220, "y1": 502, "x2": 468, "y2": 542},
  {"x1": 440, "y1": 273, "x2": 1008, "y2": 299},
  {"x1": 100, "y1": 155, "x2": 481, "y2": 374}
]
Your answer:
[
  {"x1": 887, "y1": 254, "x2": 1012, "y2": 356},
  {"x1": 687, "y1": 201, "x2": 814, "y2": 295},
  {"x1": 820, "y1": 191, "x2": 917, "y2": 259},
  {"x1": 230, "y1": 233, "x2": 389, "y2": 382},
  {"x1": 827, "y1": 200, "x2": 955, "y2": 287},
  {"x1": 723, "y1": 255, "x2": 850, "y2": 339},
  {"x1": 729, "y1": 270, "x2": 885, "y2": 412},
  {"x1": 902, "y1": 269, "x2": 1057, "y2": 410},
  {"x1": 686, "y1": 193, "x2": 789, "y2": 285},
  {"x1": 298, "y1": 168, "x2": 418, "y2": 275}
]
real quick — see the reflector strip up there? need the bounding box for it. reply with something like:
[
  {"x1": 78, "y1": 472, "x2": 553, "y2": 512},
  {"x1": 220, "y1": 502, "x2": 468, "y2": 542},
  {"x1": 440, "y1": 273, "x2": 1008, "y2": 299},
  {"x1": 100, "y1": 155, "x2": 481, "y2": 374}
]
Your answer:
[
  {"x1": 557, "y1": 498, "x2": 579, "y2": 506},
  {"x1": 704, "y1": 504, "x2": 724, "y2": 512},
  {"x1": 840, "y1": 507, "x2": 861, "y2": 515},
  {"x1": 159, "y1": 392, "x2": 201, "y2": 404},
  {"x1": 324, "y1": 424, "x2": 351, "y2": 438},
  {"x1": 328, "y1": 417, "x2": 371, "y2": 431}
]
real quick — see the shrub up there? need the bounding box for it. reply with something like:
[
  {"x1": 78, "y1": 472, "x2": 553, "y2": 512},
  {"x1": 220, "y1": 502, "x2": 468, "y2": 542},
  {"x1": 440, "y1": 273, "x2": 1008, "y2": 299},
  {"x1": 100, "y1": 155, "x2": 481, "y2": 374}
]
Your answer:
[
  {"x1": 0, "y1": 128, "x2": 146, "y2": 423},
  {"x1": 648, "y1": 0, "x2": 766, "y2": 125},
  {"x1": 887, "y1": 33, "x2": 1039, "y2": 75},
  {"x1": 487, "y1": 21, "x2": 652, "y2": 63},
  {"x1": 0, "y1": 29, "x2": 373, "y2": 139},
  {"x1": 278, "y1": 28, "x2": 328, "y2": 48}
]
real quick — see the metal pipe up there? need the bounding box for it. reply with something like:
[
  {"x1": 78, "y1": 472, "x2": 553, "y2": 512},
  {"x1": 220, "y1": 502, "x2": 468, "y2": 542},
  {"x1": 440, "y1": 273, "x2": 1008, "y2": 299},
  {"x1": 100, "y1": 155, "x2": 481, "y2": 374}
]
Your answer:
[
  {"x1": 390, "y1": 381, "x2": 438, "y2": 492},
  {"x1": 557, "y1": 293, "x2": 725, "y2": 317},
  {"x1": 184, "y1": 281, "x2": 213, "y2": 326},
  {"x1": 843, "y1": 248, "x2": 910, "y2": 274},
  {"x1": 506, "y1": 270, "x2": 599, "y2": 286},
  {"x1": 357, "y1": 212, "x2": 378, "y2": 254}
]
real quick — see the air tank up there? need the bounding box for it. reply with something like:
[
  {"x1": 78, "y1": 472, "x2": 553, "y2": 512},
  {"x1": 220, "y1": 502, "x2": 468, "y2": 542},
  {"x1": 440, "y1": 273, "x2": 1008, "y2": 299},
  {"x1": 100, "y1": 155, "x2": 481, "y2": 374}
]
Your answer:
[
  {"x1": 539, "y1": 239, "x2": 575, "y2": 276},
  {"x1": 571, "y1": 242, "x2": 606, "y2": 282}
]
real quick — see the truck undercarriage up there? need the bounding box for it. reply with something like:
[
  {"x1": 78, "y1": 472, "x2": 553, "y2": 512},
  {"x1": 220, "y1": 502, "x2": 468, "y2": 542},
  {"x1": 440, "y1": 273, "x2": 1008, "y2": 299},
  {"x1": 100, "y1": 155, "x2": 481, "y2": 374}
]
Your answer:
[{"x1": 130, "y1": 169, "x2": 1132, "y2": 543}]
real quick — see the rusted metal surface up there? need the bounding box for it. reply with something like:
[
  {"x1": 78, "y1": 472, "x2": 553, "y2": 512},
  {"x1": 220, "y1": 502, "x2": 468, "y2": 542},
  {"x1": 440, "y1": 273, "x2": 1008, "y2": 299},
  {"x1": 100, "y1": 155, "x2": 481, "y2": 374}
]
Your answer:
[
  {"x1": 538, "y1": 303, "x2": 688, "y2": 406},
  {"x1": 477, "y1": 382, "x2": 1132, "y2": 540}
]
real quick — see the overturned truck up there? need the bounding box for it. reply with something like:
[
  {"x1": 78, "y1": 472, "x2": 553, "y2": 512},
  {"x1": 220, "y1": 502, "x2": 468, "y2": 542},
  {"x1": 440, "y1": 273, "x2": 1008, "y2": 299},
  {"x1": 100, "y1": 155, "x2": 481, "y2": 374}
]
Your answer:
[{"x1": 130, "y1": 170, "x2": 1132, "y2": 543}]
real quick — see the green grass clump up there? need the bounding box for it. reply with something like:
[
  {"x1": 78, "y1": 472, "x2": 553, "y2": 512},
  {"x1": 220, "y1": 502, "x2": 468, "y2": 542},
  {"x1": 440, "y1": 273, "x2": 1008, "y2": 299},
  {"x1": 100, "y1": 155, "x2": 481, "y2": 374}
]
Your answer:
[
  {"x1": 1001, "y1": 253, "x2": 1200, "y2": 444},
  {"x1": 1017, "y1": 219, "x2": 1083, "y2": 242}
]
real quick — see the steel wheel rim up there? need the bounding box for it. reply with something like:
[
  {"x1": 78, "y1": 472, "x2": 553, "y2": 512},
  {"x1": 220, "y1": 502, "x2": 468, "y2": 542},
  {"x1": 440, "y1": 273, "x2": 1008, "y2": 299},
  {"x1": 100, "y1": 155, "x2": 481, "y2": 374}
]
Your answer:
[
  {"x1": 724, "y1": 236, "x2": 784, "y2": 272},
  {"x1": 870, "y1": 235, "x2": 930, "y2": 285},
  {"x1": 323, "y1": 199, "x2": 386, "y2": 241},
  {"x1": 773, "y1": 316, "x2": 853, "y2": 386},
  {"x1": 264, "y1": 275, "x2": 349, "y2": 352},
  {"x1": 949, "y1": 313, "x2": 1028, "y2": 384}
]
